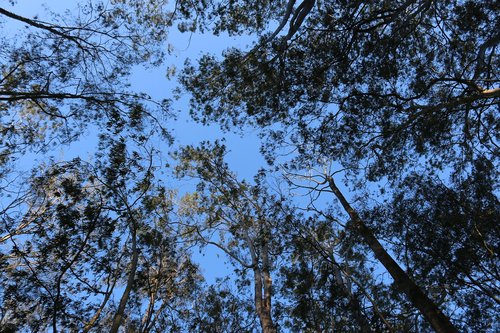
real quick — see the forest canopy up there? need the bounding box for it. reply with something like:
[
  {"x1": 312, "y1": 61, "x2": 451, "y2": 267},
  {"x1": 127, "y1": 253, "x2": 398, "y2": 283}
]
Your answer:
[{"x1": 0, "y1": 0, "x2": 498, "y2": 332}]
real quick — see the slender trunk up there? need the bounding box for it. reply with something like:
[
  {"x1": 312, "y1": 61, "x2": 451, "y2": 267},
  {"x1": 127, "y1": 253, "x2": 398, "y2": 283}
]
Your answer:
[
  {"x1": 143, "y1": 301, "x2": 168, "y2": 333},
  {"x1": 140, "y1": 282, "x2": 157, "y2": 333},
  {"x1": 140, "y1": 295, "x2": 155, "y2": 332},
  {"x1": 326, "y1": 176, "x2": 458, "y2": 333},
  {"x1": 254, "y1": 268, "x2": 276, "y2": 333},
  {"x1": 83, "y1": 280, "x2": 115, "y2": 333},
  {"x1": 110, "y1": 227, "x2": 139, "y2": 333},
  {"x1": 261, "y1": 242, "x2": 276, "y2": 333},
  {"x1": 246, "y1": 233, "x2": 276, "y2": 333},
  {"x1": 253, "y1": 266, "x2": 276, "y2": 333}
]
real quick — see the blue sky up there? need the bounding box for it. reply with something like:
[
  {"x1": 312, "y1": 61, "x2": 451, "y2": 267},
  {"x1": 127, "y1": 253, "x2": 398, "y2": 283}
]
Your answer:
[
  {"x1": 3, "y1": 0, "x2": 269, "y2": 284},
  {"x1": 1, "y1": 0, "x2": 359, "y2": 286},
  {"x1": 6, "y1": 0, "x2": 266, "y2": 179}
]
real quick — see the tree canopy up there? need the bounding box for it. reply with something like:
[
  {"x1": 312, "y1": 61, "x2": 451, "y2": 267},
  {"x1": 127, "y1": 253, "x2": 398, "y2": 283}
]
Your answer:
[{"x1": 1, "y1": 0, "x2": 498, "y2": 332}]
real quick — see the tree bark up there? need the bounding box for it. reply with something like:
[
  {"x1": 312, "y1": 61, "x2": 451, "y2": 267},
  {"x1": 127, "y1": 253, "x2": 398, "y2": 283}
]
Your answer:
[
  {"x1": 110, "y1": 226, "x2": 139, "y2": 333},
  {"x1": 246, "y1": 233, "x2": 276, "y2": 333},
  {"x1": 83, "y1": 279, "x2": 115, "y2": 333},
  {"x1": 261, "y1": 241, "x2": 276, "y2": 333},
  {"x1": 253, "y1": 265, "x2": 277, "y2": 333},
  {"x1": 326, "y1": 176, "x2": 458, "y2": 333}
]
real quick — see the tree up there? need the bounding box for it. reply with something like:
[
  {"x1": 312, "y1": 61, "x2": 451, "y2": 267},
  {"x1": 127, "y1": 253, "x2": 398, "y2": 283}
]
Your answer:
[
  {"x1": 1, "y1": 0, "x2": 497, "y2": 331},
  {"x1": 0, "y1": 2, "x2": 208, "y2": 330},
  {"x1": 181, "y1": 1, "x2": 498, "y2": 177},
  {"x1": 175, "y1": 142, "x2": 282, "y2": 333},
  {"x1": 365, "y1": 157, "x2": 499, "y2": 331},
  {"x1": 0, "y1": 0, "x2": 173, "y2": 174},
  {"x1": 179, "y1": 0, "x2": 499, "y2": 331},
  {"x1": 0, "y1": 140, "x2": 202, "y2": 332},
  {"x1": 175, "y1": 142, "x2": 409, "y2": 332}
]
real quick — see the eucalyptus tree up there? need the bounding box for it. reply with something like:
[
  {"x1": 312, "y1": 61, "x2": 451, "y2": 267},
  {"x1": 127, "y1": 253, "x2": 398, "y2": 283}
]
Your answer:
[
  {"x1": 278, "y1": 213, "x2": 398, "y2": 332},
  {"x1": 0, "y1": 139, "x2": 202, "y2": 332},
  {"x1": 175, "y1": 142, "x2": 410, "y2": 332},
  {"x1": 0, "y1": 1, "x2": 200, "y2": 331},
  {"x1": 0, "y1": 1, "x2": 224, "y2": 332},
  {"x1": 0, "y1": 0, "x2": 175, "y2": 175},
  {"x1": 175, "y1": 142, "x2": 283, "y2": 333},
  {"x1": 179, "y1": 0, "x2": 499, "y2": 331}
]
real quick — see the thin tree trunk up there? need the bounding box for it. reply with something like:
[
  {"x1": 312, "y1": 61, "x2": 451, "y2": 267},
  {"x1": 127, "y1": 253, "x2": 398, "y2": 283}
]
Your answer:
[
  {"x1": 140, "y1": 289, "x2": 156, "y2": 332},
  {"x1": 326, "y1": 176, "x2": 458, "y2": 333},
  {"x1": 110, "y1": 227, "x2": 139, "y2": 333},
  {"x1": 261, "y1": 242, "x2": 276, "y2": 333},
  {"x1": 253, "y1": 266, "x2": 276, "y2": 333},
  {"x1": 246, "y1": 233, "x2": 276, "y2": 333},
  {"x1": 83, "y1": 279, "x2": 115, "y2": 332}
]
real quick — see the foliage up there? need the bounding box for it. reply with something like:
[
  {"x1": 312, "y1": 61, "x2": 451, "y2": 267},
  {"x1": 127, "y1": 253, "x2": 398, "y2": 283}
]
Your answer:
[
  {"x1": 187, "y1": 283, "x2": 258, "y2": 333},
  {"x1": 181, "y1": 0, "x2": 498, "y2": 178},
  {"x1": 179, "y1": 0, "x2": 499, "y2": 331},
  {"x1": 366, "y1": 157, "x2": 499, "y2": 331},
  {"x1": 0, "y1": 142, "x2": 201, "y2": 332},
  {"x1": 1, "y1": 0, "x2": 498, "y2": 332},
  {"x1": 0, "y1": 0, "x2": 173, "y2": 173}
]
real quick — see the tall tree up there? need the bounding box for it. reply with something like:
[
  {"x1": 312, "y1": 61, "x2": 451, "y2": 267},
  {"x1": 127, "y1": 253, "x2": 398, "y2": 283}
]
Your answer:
[
  {"x1": 175, "y1": 142, "x2": 282, "y2": 333},
  {"x1": 0, "y1": 140, "x2": 201, "y2": 332},
  {"x1": 175, "y1": 142, "x2": 408, "y2": 332},
  {"x1": 179, "y1": 0, "x2": 498, "y2": 331},
  {"x1": 0, "y1": 1, "x2": 224, "y2": 332}
]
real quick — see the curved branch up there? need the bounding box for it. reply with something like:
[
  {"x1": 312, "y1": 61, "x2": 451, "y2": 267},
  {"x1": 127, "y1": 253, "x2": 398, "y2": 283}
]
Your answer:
[
  {"x1": 475, "y1": 31, "x2": 500, "y2": 79},
  {"x1": 110, "y1": 225, "x2": 139, "y2": 333},
  {"x1": 0, "y1": 7, "x2": 92, "y2": 52},
  {"x1": 265, "y1": 0, "x2": 297, "y2": 44},
  {"x1": 286, "y1": 0, "x2": 316, "y2": 40}
]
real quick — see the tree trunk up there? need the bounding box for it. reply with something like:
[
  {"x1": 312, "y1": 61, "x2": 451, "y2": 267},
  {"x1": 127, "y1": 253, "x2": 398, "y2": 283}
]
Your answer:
[
  {"x1": 326, "y1": 176, "x2": 458, "y2": 333},
  {"x1": 246, "y1": 233, "x2": 276, "y2": 333},
  {"x1": 110, "y1": 226, "x2": 139, "y2": 333},
  {"x1": 253, "y1": 266, "x2": 277, "y2": 333},
  {"x1": 261, "y1": 241, "x2": 276, "y2": 333}
]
